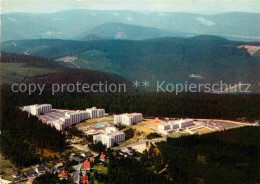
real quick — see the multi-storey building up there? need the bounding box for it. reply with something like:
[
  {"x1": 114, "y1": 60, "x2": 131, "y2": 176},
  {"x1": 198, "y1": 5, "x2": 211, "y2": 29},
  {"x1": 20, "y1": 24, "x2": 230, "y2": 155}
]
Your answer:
[
  {"x1": 22, "y1": 104, "x2": 52, "y2": 116},
  {"x1": 93, "y1": 127, "x2": 125, "y2": 148},
  {"x1": 22, "y1": 104, "x2": 105, "y2": 131},
  {"x1": 86, "y1": 107, "x2": 105, "y2": 118},
  {"x1": 114, "y1": 113, "x2": 142, "y2": 126}
]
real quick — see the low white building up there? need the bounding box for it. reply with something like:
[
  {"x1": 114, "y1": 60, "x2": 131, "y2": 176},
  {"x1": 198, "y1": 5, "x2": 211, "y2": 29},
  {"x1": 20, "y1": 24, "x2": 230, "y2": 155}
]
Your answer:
[
  {"x1": 158, "y1": 119, "x2": 193, "y2": 135},
  {"x1": 114, "y1": 113, "x2": 143, "y2": 126},
  {"x1": 93, "y1": 127, "x2": 125, "y2": 148},
  {"x1": 158, "y1": 123, "x2": 171, "y2": 132},
  {"x1": 171, "y1": 119, "x2": 193, "y2": 129}
]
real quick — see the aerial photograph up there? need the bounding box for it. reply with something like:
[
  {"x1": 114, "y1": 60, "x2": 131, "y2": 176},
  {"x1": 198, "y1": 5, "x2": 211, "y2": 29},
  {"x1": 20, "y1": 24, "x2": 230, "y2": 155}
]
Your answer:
[{"x1": 0, "y1": 0, "x2": 260, "y2": 183}]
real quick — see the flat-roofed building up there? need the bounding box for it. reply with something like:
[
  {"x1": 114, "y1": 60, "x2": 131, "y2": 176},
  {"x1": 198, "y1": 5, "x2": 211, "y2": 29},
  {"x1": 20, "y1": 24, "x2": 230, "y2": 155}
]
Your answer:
[
  {"x1": 93, "y1": 127, "x2": 125, "y2": 148},
  {"x1": 174, "y1": 119, "x2": 193, "y2": 129},
  {"x1": 22, "y1": 104, "x2": 52, "y2": 116},
  {"x1": 158, "y1": 123, "x2": 171, "y2": 132},
  {"x1": 22, "y1": 104, "x2": 106, "y2": 131},
  {"x1": 114, "y1": 113, "x2": 142, "y2": 126},
  {"x1": 169, "y1": 122, "x2": 179, "y2": 130},
  {"x1": 86, "y1": 107, "x2": 105, "y2": 118}
]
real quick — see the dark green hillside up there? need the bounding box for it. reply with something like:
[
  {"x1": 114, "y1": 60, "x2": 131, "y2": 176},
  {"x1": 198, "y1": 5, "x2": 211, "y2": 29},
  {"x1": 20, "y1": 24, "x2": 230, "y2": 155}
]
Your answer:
[
  {"x1": 2, "y1": 37, "x2": 260, "y2": 85},
  {"x1": 152, "y1": 126, "x2": 260, "y2": 183},
  {"x1": 76, "y1": 22, "x2": 187, "y2": 40},
  {"x1": 0, "y1": 53, "x2": 59, "y2": 84},
  {"x1": 0, "y1": 53, "x2": 131, "y2": 89}
]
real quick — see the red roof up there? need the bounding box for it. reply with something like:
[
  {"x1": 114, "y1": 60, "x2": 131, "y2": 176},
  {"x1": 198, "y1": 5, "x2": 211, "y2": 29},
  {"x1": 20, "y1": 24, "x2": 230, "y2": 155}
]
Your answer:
[
  {"x1": 82, "y1": 175, "x2": 89, "y2": 184},
  {"x1": 59, "y1": 170, "x2": 68, "y2": 178},
  {"x1": 100, "y1": 153, "x2": 106, "y2": 159},
  {"x1": 83, "y1": 161, "x2": 91, "y2": 169},
  {"x1": 90, "y1": 157, "x2": 95, "y2": 163},
  {"x1": 27, "y1": 178, "x2": 34, "y2": 184}
]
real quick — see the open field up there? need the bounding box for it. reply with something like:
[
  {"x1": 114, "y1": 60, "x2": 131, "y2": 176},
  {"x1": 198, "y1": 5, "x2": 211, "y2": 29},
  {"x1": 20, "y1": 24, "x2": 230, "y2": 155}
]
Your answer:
[
  {"x1": 193, "y1": 127, "x2": 214, "y2": 135},
  {"x1": 131, "y1": 120, "x2": 158, "y2": 135},
  {"x1": 76, "y1": 116, "x2": 114, "y2": 129},
  {"x1": 0, "y1": 63, "x2": 55, "y2": 84},
  {"x1": 92, "y1": 165, "x2": 108, "y2": 174}
]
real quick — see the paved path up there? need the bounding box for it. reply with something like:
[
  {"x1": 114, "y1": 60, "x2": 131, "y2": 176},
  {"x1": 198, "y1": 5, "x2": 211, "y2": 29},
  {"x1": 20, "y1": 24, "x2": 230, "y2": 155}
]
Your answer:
[{"x1": 73, "y1": 163, "x2": 83, "y2": 184}]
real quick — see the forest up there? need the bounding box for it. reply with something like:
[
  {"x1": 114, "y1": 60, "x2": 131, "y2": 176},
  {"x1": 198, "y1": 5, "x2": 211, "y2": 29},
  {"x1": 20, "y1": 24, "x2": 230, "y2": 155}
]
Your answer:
[
  {"x1": 1, "y1": 84, "x2": 260, "y2": 167},
  {"x1": 147, "y1": 126, "x2": 260, "y2": 183},
  {"x1": 0, "y1": 89, "x2": 66, "y2": 167},
  {"x1": 1, "y1": 86, "x2": 259, "y2": 121}
]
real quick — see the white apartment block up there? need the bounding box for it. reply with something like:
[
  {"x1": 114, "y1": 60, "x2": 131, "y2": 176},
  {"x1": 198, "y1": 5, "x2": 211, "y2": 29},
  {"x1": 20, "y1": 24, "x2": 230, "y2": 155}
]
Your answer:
[
  {"x1": 172, "y1": 119, "x2": 193, "y2": 129},
  {"x1": 22, "y1": 104, "x2": 52, "y2": 116},
  {"x1": 158, "y1": 119, "x2": 193, "y2": 135},
  {"x1": 93, "y1": 127, "x2": 125, "y2": 148},
  {"x1": 22, "y1": 105, "x2": 105, "y2": 131},
  {"x1": 86, "y1": 107, "x2": 105, "y2": 118},
  {"x1": 158, "y1": 123, "x2": 171, "y2": 132},
  {"x1": 114, "y1": 113, "x2": 143, "y2": 126}
]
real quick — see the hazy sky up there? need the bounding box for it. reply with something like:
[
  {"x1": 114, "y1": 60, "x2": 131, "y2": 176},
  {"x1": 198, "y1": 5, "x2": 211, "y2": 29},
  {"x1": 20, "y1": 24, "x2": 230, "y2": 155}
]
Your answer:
[{"x1": 2, "y1": 0, "x2": 260, "y2": 14}]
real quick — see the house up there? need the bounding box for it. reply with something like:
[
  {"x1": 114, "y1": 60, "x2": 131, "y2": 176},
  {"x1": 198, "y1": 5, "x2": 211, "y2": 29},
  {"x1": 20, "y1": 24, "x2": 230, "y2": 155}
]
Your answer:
[
  {"x1": 82, "y1": 161, "x2": 91, "y2": 171},
  {"x1": 35, "y1": 165, "x2": 46, "y2": 174},
  {"x1": 26, "y1": 169, "x2": 37, "y2": 178},
  {"x1": 69, "y1": 153, "x2": 76, "y2": 159},
  {"x1": 82, "y1": 175, "x2": 89, "y2": 184},
  {"x1": 27, "y1": 178, "x2": 35, "y2": 184},
  {"x1": 12, "y1": 171, "x2": 22, "y2": 178},
  {"x1": 59, "y1": 170, "x2": 68, "y2": 180},
  {"x1": 55, "y1": 162, "x2": 64, "y2": 169},
  {"x1": 100, "y1": 153, "x2": 106, "y2": 161},
  {"x1": 81, "y1": 151, "x2": 92, "y2": 158},
  {"x1": 90, "y1": 157, "x2": 95, "y2": 163}
]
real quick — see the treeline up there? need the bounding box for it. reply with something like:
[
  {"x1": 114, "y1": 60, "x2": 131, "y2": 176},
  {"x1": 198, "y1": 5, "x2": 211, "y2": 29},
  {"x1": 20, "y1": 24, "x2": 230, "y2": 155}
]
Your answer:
[
  {"x1": 153, "y1": 126, "x2": 260, "y2": 183},
  {"x1": 1, "y1": 52, "x2": 59, "y2": 68},
  {"x1": 0, "y1": 90, "x2": 66, "y2": 167},
  {"x1": 107, "y1": 157, "x2": 171, "y2": 184},
  {"x1": 2, "y1": 86, "x2": 259, "y2": 121},
  {"x1": 0, "y1": 131, "x2": 40, "y2": 167}
]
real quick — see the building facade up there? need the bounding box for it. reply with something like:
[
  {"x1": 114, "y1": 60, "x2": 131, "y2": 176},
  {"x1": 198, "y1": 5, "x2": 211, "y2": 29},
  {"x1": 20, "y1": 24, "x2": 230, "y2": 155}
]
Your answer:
[
  {"x1": 114, "y1": 113, "x2": 143, "y2": 126},
  {"x1": 93, "y1": 127, "x2": 125, "y2": 148},
  {"x1": 22, "y1": 104, "x2": 52, "y2": 116},
  {"x1": 22, "y1": 105, "x2": 106, "y2": 131}
]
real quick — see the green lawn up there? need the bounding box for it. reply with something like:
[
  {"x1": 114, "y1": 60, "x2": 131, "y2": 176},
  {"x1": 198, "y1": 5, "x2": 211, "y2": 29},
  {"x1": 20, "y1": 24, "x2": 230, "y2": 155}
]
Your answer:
[{"x1": 92, "y1": 165, "x2": 108, "y2": 174}]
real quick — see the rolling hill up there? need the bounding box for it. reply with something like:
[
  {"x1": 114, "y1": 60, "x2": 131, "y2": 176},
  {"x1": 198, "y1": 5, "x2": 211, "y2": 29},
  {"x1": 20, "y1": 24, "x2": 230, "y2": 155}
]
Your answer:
[
  {"x1": 0, "y1": 53, "x2": 131, "y2": 91},
  {"x1": 2, "y1": 10, "x2": 260, "y2": 42},
  {"x1": 76, "y1": 22, "x2": 187, "y2": 40},
  {"x1": 2, "y1": 36, "x2": 260, "y2": 86}
]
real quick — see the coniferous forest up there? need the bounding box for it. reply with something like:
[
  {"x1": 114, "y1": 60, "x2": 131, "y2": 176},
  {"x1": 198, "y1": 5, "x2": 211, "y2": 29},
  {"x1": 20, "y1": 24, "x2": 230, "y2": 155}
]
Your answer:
[{"x1": 0, "y1": 85, "x2": 260, "y2": 181}]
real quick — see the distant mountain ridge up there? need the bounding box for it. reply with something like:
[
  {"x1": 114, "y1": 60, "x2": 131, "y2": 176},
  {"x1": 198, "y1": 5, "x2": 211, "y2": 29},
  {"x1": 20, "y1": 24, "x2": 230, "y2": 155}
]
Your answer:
[
  {"x1": 2, "y1": 10, "x2": 260, "y2": 41},
  {"x1": 76, "y1": 22, "x2": 188, "y2": 40},
  {"x1": 2, "y1": 36, "x2": 260, "y2": 85}
]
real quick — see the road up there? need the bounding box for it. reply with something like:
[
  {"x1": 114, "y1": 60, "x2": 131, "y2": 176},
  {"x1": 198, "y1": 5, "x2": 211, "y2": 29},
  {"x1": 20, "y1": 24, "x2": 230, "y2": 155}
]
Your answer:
[
  {"x1": 71, "y1": 143, "x2": 90, "y2": 152},
  {"x1": 73, "y1": 163, "x2": 83, "y2": 184}
]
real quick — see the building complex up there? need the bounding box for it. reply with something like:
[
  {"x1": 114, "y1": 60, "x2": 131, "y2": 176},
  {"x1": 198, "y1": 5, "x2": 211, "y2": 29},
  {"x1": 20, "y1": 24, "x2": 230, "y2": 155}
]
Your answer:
[
  {"x1": 114, "y1": 113, "x2": 143, "y2": 126},
  {"x1": 22, "y1": 104, "x2": 105, "y2": 131}
]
